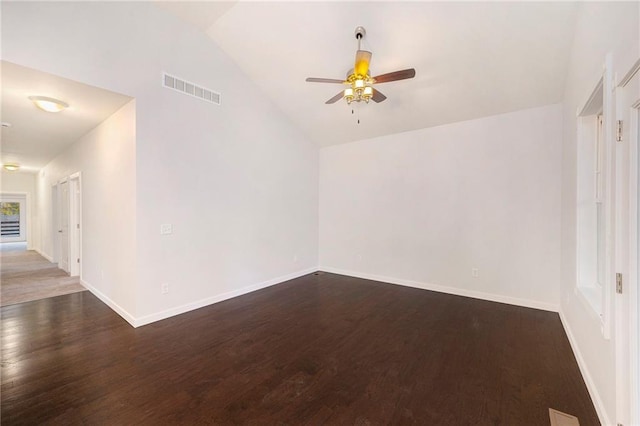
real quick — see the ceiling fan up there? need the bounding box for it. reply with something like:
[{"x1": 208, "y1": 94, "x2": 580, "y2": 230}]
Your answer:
[{"x1": 306, "y1": 26, "x2": 416, "y2": 105}]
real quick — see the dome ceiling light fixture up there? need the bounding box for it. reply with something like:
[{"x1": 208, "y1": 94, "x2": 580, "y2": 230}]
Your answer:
[{"x1": 28, "y1": 95, "x2": 69, "y2": 113}]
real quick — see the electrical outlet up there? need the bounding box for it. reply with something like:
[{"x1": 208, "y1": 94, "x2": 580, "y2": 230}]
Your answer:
[
  {"x1": 472, "y1": 268, "x2": 479, "y2": 278},
  {"x1": 161, "y1": 283, "x2": 169, "y2": 294},
  {"x1": 160, "y1": 224, "x2": 172, "y2": 235}
]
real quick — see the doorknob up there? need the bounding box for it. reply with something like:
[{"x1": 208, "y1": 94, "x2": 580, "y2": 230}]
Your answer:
[{"x1": 58, "y1": 230, "x2": 62, "y2": 233}]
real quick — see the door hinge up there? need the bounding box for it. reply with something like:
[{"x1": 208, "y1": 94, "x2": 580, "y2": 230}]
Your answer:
[
  {"x1": 76, "y1": 223, "x2": 80, "y2": 229},
  {"x1": 616, "y1": 120, "x2": 623, "y2": 142},
  {"x1": 77, "y1": 258, "x2": 80, "y2": 263},
  {"x1": 616, "y1": 273, "x2": 623, "y2": 294}
]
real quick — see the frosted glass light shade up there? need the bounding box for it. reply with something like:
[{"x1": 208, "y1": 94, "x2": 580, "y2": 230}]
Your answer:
[{"x1": 28, "y1": 96, "x2": 69, "y2": 113}]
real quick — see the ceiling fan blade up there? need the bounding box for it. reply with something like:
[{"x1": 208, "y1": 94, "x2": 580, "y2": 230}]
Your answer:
[
  {"x1": 354, "y1": 50, "x2": 372, "y2": 77},
  {"x1": 325, "y1": 91, "x2": 344, "y2": 104},
  {"x1": 371, "y1": 88, "x2": 387, "y2": 103},
  {"x1": 372, "y1": 68, "x2": 416, "y2": 83},
  {"x1": 306, "y1": 77, "x2": 345, "y2": 84}
]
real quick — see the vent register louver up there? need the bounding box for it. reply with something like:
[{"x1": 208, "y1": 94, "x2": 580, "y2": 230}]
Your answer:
[{"x1": 163, "y1": 73, "x2": 221, "y2": 105}]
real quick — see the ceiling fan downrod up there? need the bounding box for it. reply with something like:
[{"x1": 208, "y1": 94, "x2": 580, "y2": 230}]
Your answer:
[{"x1": 354, "y1": 26, "x2": 366, "y2": 51}]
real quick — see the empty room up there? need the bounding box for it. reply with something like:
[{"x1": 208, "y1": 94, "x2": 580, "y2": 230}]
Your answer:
[{"x1": 1, "y1": 1, "x2": 638, "y2": 425}]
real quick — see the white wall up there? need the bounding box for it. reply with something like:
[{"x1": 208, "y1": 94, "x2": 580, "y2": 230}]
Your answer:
[
  {"x1": 35, "y1": 100, "x2": 137, "y2": 315},
  {"x1": 560, "y1": 2, "x2": 639, "y2": 425},
  {"x1": 320, "y1": 104, "x2": 563, "y2": 311},
  {"x1": 2, "y1": 2, "x2": 319, "y2": 324},
  {"x1": 1, "y1": 171, "x2": 37, "y2": 249}
]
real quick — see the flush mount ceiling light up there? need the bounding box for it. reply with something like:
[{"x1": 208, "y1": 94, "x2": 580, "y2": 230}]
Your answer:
[
  {"x1": 28, "y1": 96, "x2": 69, "y2": 113},
  {"x1": 3, "y1": 163, "x2": 20, "y2": 172}
]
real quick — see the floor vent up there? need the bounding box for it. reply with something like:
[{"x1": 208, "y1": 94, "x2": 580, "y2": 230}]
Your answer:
[
  {"x1": 549, "y1": 408, "x2": 579, "y2": 426},
  {"x1": 162, "y1": 73, "x2": 221, "y2": 105}
]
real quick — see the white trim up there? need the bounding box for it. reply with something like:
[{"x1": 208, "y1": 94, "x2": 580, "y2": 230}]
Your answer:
[
  {"x1": 80, "y1": 278, "x2": 137, "y2": 327},
  {"x1": 630, "y1": 104, "x2": 640, "y2": 426},
  {"x1": 319, "y1": 267, "x2": 559, "y2": 312},
  {"x1": 618, "y1": 58, "x2": 640, "y2": 89},
  {"x1": 35, "y1": 247, "x2": 54, "y2": 263},
  {"x1": 82, "y1": 268, "x2": 317, "y2": 328},
  {"x1": 0, "y1": 192, "x2": 28, "y2": 244},
  {"x1": 578, "y1": 77, "x2": 604, "y2": 117},
  {"x1": 574, "y1": 285, "x2": 606, "y2": 327},
  {"x1": 623, "y1": 68, "x2": 640, "y2": 425},
  {"x1": 559, "y1": 309, "x2": 611, "y2": 426},
  {"x1": 68, "y1": 173, "x2": 82, "y2": 278},
  {"x1": 133, "y1": 267, "x2": 317, "y2": 327}
]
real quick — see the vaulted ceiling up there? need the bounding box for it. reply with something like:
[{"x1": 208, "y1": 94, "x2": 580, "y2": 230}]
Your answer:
[
  {"x1": 159, "y1": 1, "x2": 579, "y2": 146},
  {"x1": 1, "y1": 1, "x2": 581, "y2": 172}
]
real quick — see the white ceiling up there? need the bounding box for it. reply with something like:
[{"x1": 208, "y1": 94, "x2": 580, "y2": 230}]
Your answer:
[
  {"x1": 1, "y1": 61, "x2": 132, "y2": 171},
  {"x1": 161, "y1": 1, "x2": 579, "y2": 147}
]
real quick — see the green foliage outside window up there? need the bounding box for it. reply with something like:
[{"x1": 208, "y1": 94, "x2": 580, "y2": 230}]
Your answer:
[{"x1": 0, "y1": 202, "x2": 20, "y2": 216}]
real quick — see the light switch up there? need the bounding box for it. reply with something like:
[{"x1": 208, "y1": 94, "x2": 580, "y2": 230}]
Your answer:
[{"x1": 160, "y1": 224, "x2": 173, "y2": 235}]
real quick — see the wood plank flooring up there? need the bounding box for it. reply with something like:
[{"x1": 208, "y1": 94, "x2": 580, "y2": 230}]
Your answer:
[
  {"x1": 1, "y1": 272, "x2": 599, "y2": 425},
  {"x1": 1, "y1": 245, "x2": 86, "y2": 307}
]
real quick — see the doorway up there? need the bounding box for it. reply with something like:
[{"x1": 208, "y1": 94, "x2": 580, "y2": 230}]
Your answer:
[
  {"x1": 69, "y1": 173, "x2": 81, "y2": 277},
  {"x1": 58, "y1": 179, "x2": 69, "y2": 273},
  {"x1": 55, "y1": 174, "x2": 82, "y2": 277},
  {"x1": 0, "y1": 194, "x2": 27, "y2": 243},
  {"x1": 615, "y1": 58, "x2": 640, "y2": 426}
]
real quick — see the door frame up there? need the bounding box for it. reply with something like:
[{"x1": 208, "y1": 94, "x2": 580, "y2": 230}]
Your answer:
[
  {"x1": 51, "y1": 184, "x2": 59, "y2": 263},
  {"x1": 616, "y1": 58, "x2": 640, "y2": 426},
  {"x1": 54, "y1": 173, "x2": 82, "y2": 277},
  {"x1": 0, "y1": 192, "x2": 29, "y2": 244},
  {"x1": 68, "y1": 172, "x2": 82, "y2": 278},
  {"x1": 57, "y1": 177, "x2": 69, "y2": 273}
]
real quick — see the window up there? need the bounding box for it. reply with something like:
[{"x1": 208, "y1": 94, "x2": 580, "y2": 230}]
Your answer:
[
  {"x1": 576, "y1": 76, "x2": 608, "y2": 327},
  {"x1": 0, "y1": 202, "x2": 21, "y2": 237},
  {"x1": 0, "y1": 195, "x2": 27, "y2": 243}
]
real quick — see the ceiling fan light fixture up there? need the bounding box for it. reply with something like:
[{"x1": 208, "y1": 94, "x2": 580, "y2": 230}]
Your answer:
[
  {"x1": 3, "y1": 163, "x2": 20, "y2": 172},
  {"x1": 344, "y1": 88, "x2": 354, "y2": 104},
  {"x1": 305, "y1": 26, "x2": 416, "y2": 106},
  {"x1": 28, "y1": 96, "x2": 69, "y2": 113}
]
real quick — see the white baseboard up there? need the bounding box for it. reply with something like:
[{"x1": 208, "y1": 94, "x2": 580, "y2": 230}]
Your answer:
[
  {"x1": 559, "y1": 310, "x2": 611, "y2": 426},
  {"x1": 80, "y1": 279, "x2": 138, "y2": 327},
  {"x1": 319, "y1": 266, "x2": 559, "y2": 312},
  {"x1": 34, "y1": 248, "x2": 54, "y2": 263},
  {"x1": 133, "y1": 266, "x2": 318, "y2": 328}
]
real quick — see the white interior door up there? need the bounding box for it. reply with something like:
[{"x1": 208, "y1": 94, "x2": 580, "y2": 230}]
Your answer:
[
  {"x1": 0, "y1": 194, "x2": 26, "y2": 243},
  {"x1": 51, "y1": 185, "x2": 59, "y2": 263},
  {"x1": 69, "y1": 175, "x2": 81, "y2": 277},
  {"x1": 615, "y1": 61, "x2": 640, "y2": 426},
  {"x1": 59, "y1": 180, "x2": 70, "y2": 273}
]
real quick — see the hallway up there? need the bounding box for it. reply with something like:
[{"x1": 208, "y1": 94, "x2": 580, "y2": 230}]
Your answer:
[{"x1": 0, "y1": 243, "x2": 86, "y2": 306}]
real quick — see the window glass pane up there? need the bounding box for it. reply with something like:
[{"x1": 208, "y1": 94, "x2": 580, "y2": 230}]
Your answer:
[{"x1": 0, "y1": 202, "x2": 21, "y2": 237}]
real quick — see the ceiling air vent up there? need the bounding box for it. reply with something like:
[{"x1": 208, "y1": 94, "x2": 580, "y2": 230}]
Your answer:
[{"x1": 162, "y1": 73, "x2": 221, "y2": 106}]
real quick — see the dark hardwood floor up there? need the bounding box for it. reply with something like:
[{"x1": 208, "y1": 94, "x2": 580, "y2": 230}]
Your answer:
[{"x1": 1, "y1": 272, "x2": 599, "y2": 425}]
